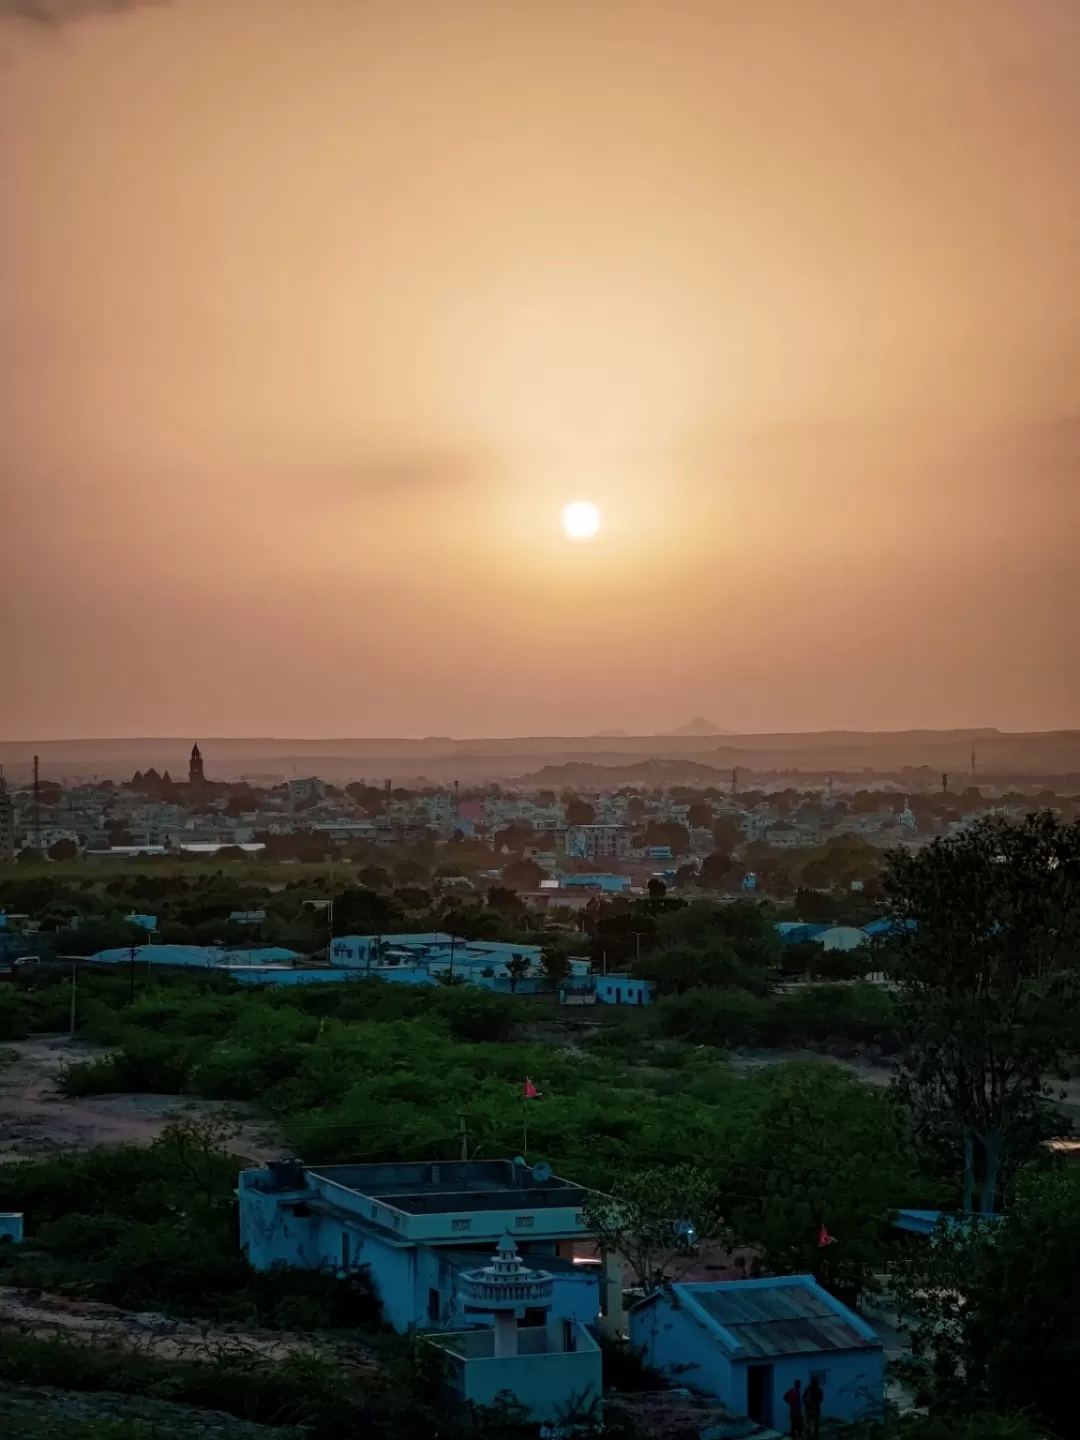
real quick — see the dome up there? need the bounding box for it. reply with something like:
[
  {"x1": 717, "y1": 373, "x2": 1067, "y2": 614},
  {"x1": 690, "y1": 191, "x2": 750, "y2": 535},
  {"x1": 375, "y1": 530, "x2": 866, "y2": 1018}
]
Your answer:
[{"x1": 459, "y1": 1235, "x2": 554, "y2": 1314}]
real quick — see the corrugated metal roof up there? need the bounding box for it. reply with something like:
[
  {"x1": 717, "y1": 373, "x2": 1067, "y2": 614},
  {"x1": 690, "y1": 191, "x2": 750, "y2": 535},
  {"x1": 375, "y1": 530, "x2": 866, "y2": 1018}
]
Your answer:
[{"x1": 688, "y1": 1283, "x2": 876, "y2": 1359}]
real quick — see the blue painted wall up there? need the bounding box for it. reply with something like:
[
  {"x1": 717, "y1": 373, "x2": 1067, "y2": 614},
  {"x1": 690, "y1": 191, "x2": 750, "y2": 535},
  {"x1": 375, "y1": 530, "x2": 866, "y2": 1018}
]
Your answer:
[
  {"x1": 594, "y1": 975, "x2": 652, "y2": 1006},
  {"x1": 630, "y1": 1280, "x2": 883, "y2": 1426}
]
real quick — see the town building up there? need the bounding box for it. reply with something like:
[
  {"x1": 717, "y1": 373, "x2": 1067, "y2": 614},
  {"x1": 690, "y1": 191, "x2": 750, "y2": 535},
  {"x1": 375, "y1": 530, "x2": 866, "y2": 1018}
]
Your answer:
[
  {"x1": 816, "y1": 925, "x2": 870, "y2": 952},
  {"x1": 764, "y1": 824, "x2": 818, "y2": 849},
  {"x1": 0, "y1": 779, "x2": 18, "y2": 862},
  {"x1": 565, "y1": 825, "x2": 633, "y2": 861},
  {"x1": 328, "y1": 933, "x2": 548, "y2": 988},
  {"x1": 594, "y1": 974, "x2": 652, "y2": 1007},
  {"x1": 429, "y1": 1235, "x2": 602, "y2": 1422},
  {"x1": 238, "y1": 1158, "x2": 615, "y2": 1337},
  {"x1": 630, "y1": 1276, "x2": 884, "y2": 1429},
  {"x1": 559, "y1": 874, "x2": 631, "y2": 893},
  {"x1": 188, "y1": 743, "x2": 205, "y2": 788}
]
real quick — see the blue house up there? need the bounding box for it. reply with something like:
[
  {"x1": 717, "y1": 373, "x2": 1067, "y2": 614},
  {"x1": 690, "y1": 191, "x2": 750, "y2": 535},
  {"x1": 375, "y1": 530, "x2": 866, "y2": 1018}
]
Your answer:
[
  {"x1": 594, "y1": 974, "x2": 652, "y2": 1007},
  {"x1": 629, "y1": 1276, "x2": 884, "y2": 1429},
  {"x1": 775, "y1": 923, "x2": 830, "y2": 945},
  {"x1": 559, "y1": 874, "x2": 630, "y2": 893},
  {"x1": 862, "y1": 918, "x2": 918, "y2": 939},
  {"x1": 238, "y1": 1158, "x2": 609, "y2": 1336}
]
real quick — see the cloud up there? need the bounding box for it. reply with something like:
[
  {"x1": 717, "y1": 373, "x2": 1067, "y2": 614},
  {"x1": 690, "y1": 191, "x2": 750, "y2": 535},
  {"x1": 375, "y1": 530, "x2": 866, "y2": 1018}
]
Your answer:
[{"x1": 0, "y1": 0, "x2": 162, "y2": 22}]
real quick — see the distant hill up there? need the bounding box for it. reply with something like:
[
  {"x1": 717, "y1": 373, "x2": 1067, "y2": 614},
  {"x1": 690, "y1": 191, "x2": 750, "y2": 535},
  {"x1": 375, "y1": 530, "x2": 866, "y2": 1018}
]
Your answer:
[
  {"x1": 4, "y1": 728, "x2": 1078, "y2": 785},
  {"x1": 666, "y1": 716, "x2": 730, "y2": 737}
]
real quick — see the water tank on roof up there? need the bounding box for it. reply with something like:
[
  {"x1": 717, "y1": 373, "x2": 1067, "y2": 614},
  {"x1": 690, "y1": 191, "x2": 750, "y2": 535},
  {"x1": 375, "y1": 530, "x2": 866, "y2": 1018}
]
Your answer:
[{"x1": 267, "y1": 1158, "x2": 306, "y2": 1191}]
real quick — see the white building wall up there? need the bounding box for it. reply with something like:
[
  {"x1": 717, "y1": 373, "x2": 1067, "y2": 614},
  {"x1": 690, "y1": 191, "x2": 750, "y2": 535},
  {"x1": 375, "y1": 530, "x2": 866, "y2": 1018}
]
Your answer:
[{"x1": 630, "y1": 1295, "x2": 735, "y2": 1404}]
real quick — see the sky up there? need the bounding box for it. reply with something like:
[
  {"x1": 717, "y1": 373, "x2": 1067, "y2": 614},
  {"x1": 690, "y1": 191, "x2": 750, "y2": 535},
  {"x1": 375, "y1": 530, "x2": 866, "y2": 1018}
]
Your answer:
[{"x1": 2, "y1": 0, "x2": 1079, "y2": 740}]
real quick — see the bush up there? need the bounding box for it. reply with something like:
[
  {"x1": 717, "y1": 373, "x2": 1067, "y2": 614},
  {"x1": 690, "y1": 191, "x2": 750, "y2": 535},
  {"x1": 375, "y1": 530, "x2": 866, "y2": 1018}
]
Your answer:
[
  {"x1": 0, "y1": 988, "x2": 30, "y2": 1040},
  {"x1": 658, "y1": 984, "x2": 898, "y2": 1052}
]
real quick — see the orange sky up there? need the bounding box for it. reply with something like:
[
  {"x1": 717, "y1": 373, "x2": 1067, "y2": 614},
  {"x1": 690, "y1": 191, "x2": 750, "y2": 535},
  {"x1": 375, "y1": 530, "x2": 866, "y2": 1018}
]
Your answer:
[{"x1": 2, "y1": 0, "x2": 1078, "y2": 740}]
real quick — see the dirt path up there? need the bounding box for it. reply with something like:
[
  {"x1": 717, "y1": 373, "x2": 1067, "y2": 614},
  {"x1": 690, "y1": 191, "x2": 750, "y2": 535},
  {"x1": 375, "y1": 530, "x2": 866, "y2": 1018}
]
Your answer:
[{"x1": 0, "y1": 1037, "x2": 284, "y2": 1163}]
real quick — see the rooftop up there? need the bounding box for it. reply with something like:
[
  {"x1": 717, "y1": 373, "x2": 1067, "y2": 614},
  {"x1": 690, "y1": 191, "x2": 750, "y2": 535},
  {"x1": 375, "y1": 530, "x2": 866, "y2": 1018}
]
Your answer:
[
  {"x1": 306, "y1": 1159, "x2": 590, "y2": 1215},
  {"x1": 677, "y1": 1278, "x2": 880, "y2": 1359}
]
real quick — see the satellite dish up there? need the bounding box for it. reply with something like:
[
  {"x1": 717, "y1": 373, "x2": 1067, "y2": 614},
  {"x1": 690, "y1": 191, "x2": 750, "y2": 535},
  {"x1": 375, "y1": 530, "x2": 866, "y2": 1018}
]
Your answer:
[
  {"x1": 513, "y1": 1155, "x2": 528, "y2": 1168},
  {"x1": 531, "y1": 1160, "x2": 553, "y2": 1184}
]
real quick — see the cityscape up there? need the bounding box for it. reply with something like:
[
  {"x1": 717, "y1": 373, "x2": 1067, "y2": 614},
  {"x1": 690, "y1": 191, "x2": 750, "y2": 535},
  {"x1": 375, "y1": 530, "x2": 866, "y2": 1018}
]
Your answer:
[{"x1": 2, "y1": 2, "x2": 1080, "y2": 1440}]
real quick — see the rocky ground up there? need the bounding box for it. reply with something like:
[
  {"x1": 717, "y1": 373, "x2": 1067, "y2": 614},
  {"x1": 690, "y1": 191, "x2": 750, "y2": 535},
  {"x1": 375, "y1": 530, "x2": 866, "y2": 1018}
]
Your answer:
[
  {"x1": 0, "y1": 1286, "x2": 312, "y2": 1363},
  {"x1": 0, "y1": 1385, "x2": 297, "y2": 1437}
]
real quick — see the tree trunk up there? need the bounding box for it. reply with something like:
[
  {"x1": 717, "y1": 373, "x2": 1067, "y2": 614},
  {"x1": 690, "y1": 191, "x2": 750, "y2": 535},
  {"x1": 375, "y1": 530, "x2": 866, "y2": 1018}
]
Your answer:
[
  {"x1": 979, "y1": 1129, "x2": 1002, "y2": 1216},
  {"x1": 962, "y1": 1128, "x2": 975, "y2": 1214}
]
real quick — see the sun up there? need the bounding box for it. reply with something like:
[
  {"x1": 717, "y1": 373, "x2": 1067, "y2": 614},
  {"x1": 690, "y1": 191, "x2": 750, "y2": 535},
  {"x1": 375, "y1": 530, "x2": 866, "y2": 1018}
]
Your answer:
[{"x1": 561, "y1": 500, "x2": 601, "y2": 541}]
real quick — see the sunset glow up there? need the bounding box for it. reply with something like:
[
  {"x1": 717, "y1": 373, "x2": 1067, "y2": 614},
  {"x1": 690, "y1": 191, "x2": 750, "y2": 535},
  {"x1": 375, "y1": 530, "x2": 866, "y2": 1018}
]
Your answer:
[
  {"x1": 561, "y1": 501, "x2": 601, "y2": 542},
  {"x1": 0, "y1": 0, "x2": 1077, "y2": 739}
]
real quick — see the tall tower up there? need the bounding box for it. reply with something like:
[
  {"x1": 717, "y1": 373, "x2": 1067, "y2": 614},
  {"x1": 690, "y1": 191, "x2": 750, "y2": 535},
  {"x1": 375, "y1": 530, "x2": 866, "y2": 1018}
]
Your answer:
[
  {"x1": 0, "y1": 769, "x2": 15, "y2": 864},
  {"x1": 189, "y1": 743, "x2": 205, "y2": 787},
  {"x1": 459, "y1": 1236, "x2": 554, "y2": 1354}
]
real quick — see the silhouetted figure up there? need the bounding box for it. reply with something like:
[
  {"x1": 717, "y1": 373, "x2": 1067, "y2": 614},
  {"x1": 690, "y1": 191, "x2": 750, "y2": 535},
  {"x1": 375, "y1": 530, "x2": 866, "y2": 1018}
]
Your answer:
[
  {"x1": 783, "y1": 1378, "x2": 803, "y2": 1438},
  {"x1": 804, "y1": 1375, "x2": 824, "y2": 1439}
]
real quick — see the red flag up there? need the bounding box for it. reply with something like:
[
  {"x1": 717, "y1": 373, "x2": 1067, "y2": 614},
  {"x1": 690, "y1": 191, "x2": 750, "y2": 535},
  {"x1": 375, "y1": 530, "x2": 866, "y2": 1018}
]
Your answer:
[
  {"x1": 524, "y1": 1077, "x2": 541, "y2": 1099},
  {"x1": 818, "y1": 1223, "x2": 836, "y2": 1248}
]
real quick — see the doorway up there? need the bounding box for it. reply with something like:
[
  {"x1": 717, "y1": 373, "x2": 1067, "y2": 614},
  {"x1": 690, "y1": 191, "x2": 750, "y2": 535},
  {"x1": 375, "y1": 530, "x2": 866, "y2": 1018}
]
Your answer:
[{"x1": 747, "y1": 1364, "x2": 773, "y2": 1426}]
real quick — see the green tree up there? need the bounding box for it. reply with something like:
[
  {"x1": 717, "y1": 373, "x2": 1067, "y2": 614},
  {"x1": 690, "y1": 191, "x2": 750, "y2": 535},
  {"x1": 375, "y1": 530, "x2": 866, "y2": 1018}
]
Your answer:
[
  {"x1": 501, "y1": 856, "x2": 544, "y2": 890},
  {"x1": 540, "y1": 945, "x2": 571, "y2": 990},
  {"x1": 891, "y1": 1170, "x2": 1080, "y2": 1436},
  {"x1": 700, "y1": 850, "x2": 739, "y2": 888},
  {"x1": 332, "y1": 886, "x2": 406, "y2": 936},
  {"x1": 729, "y1": 1063, "x2": 918, "y2": 1301},
  {"x1": 504, "y1": 955, "x2": 531, "y2": 992},
  {"x1": 487, "y1": 885, "x2": 524, "y2": 916},
  {"x1": 635, "y1": 942, "x2": 770, "y2": 997},
  {"x1": 883, "y1": 811, "x2": 1080, "y2": 1213},
  {"x1": 566, "y1": 798, "x2": 596, "y2": 826},
  {"x1": 582, "y1": 1163, "x2": 730, "y2": 1294},
  {"x1": 643, "y1": 822, "x2": 690, "y2": 854},
  {"x1": 48, "y1": 838, "x2": 80, "y2": 861}
]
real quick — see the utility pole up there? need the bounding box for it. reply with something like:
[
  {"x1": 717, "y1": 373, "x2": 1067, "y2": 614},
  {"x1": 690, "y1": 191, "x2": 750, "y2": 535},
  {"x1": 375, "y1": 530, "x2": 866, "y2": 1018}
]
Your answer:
[
  {"x1": 459, "y1": 1115, "x2": 468, "y2": 1161},
  {"x1": 448, "y1": 930, "x2": 457, "y2": 983},
  {"x1": 69, "y1": 961, "x2": 77, "y2": 1039},
  {"x1": 129, "y1": 938, "x2": 137, "y2": 1002}
]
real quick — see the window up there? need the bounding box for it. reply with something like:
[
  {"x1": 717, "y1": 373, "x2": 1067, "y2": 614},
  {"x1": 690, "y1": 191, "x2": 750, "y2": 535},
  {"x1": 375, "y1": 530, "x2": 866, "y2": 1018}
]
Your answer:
[
  {"x1": 428, "y1": 1287, "x2": 441, "y2": 1323},
  {"x1": 515, "y1": 1215, "x2": 535, "y2": 1228},
  {"x1": 452, "y1": 1218, "x2": 471, "y2": 1233}
]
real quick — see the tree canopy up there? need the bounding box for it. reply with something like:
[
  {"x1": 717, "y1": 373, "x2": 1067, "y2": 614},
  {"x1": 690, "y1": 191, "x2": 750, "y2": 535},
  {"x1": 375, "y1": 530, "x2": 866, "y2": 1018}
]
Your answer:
[{"x1": 883, "y1": 811, "x2": 1080, "y2": 1212}]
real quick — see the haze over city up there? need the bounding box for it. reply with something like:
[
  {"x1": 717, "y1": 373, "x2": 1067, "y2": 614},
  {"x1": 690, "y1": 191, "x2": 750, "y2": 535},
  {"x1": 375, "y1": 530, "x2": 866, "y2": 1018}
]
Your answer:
[{"x1": 2, "y1": 0, "x2": 1079, "y2": 740}]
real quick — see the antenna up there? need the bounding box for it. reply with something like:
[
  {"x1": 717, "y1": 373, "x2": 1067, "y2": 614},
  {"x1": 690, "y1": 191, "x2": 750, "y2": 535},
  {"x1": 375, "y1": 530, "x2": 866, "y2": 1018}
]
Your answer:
[{"x1": 530, "y1": 1160, "x2": 553, "y2": 1184}]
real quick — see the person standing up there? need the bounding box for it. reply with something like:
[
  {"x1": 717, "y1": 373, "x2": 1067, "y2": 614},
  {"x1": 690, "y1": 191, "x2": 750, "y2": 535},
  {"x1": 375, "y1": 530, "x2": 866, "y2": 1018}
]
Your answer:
[
  {"x1": 782, "y1": 1378, "x2": 803, "y2": 1438},
  {"x1": 803, "y1": 1375, "x2": 824, "y2": 1440}
]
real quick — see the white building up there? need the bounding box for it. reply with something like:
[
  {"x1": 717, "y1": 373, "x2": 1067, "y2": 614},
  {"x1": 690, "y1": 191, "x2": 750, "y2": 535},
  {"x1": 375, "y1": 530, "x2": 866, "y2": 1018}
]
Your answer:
[{"x1": 565, "y1": 825, "x2": 633, "y2": 861}]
